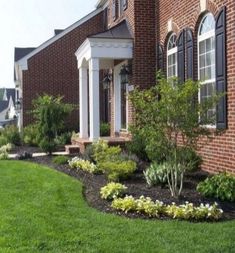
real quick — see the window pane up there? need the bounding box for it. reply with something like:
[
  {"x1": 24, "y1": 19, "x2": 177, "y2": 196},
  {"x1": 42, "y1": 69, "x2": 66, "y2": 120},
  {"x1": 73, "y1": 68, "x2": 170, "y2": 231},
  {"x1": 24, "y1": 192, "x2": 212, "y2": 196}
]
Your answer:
[
  {"x1": 199, "y1": 41, "x2": 205, "y2": 54},
  {"x1": 200, "y1": 69, "x2": 205, "y2": 81},
  {"x1": 206, "y1": 38, "x2": 212, "y2": 52},
  {"x1": 205, "y1": 67, "x2": 212, "y2": 80},
  {"x1": 206, "y1": 53, "x2": 211, "y2": 66},
  {"x1": 200, "y1": 55, "x2": 205, "y2": 68}
]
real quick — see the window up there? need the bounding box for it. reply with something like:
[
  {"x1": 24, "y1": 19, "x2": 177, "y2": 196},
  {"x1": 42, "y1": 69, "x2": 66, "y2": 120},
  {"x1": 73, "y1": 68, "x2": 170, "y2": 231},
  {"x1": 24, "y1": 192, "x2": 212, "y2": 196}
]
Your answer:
[
  {"x1": 167, "y1": 34, "x2": 178, "y2": 78},
  {"x1": 198, "y1": 13, "x2": 216, "y2": 122}
]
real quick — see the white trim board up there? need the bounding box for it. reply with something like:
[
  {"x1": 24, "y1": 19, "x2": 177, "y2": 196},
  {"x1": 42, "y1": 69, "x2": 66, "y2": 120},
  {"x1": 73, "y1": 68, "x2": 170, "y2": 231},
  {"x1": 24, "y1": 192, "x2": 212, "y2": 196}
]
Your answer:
[{"x1": 17, "y1": 7, "x2": 104, "y2": 70}]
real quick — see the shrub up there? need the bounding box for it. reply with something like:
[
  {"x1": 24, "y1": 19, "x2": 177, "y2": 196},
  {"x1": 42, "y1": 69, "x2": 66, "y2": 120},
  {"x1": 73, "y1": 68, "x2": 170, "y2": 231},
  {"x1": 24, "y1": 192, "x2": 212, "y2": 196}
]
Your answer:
[
  {"x1": 32, "y1": 94, "x2": 73, "y2": 154},
  {"x1": 126, "y1": 129, "x2": 149, "y2": 161},
  {"x1": 0, "y1": 143, "x2": 12, "y2": 160},
  {"x1": 68, "y1": 157, "x2": 100, "y2": 174},
  {"x1": 144, "y1": 162, "x2": 168, "y2": 187},
  {"x1": 82, "y1": 144, "x2": 95, "y2": 162},
  {"x1": 92, "y1": 139, "x2": 121, "y2": 163},
  {"x1": 54, "y1": 132, "x2": 72, "y2": 146},
  {"x1": 0, "y1": 136, "x2": 8, "y2": 146},
  {"x1": 52, "y1": 155, "x2": 69, "y2": 165},
  {"x1": 23, "y1": 124, "x2": 39, "y2": 146},
  {"x1": 0, "y1": 125, "x2": 21, "y2": 146},
  {"x1": 0, "y1": 151, "x2": 8, "y2": 160},
  {"x1": 112, "y1": 196, "x2": 223, "y2": 220},
  {"x1": 92, "y1": 140, "x2": 137, "y2": 181},
  {"x1": 100, "y1": 182, "x2": 127, "y2": 200},
  {"x1": 100, "y1": 122, "x2": 110, "y2": 136},
  {"x1": 16, "y1": 152, "x2": 33, "y2": 160},
  {"x1": 100, "y1": 160, "x2": 136, "y2": 181},
  {"x1": 177, "y1": 147, "x2": 202, "y2": 171},
  {"x1": 197, "y1": 173, "x2": 235, "y2": 202}
]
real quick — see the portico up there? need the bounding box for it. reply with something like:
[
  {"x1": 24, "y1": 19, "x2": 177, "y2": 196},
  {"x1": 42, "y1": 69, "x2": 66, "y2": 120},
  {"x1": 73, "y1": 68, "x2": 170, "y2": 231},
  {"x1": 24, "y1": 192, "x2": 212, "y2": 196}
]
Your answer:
[{"x1": 75, "y1": 21, "x2": 133, "y2": 141}]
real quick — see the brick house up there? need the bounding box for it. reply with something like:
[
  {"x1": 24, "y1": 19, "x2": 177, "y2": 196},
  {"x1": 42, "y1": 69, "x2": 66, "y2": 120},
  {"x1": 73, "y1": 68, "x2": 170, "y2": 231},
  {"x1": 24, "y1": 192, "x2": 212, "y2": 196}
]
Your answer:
[{"x1": 15, "y1": 0, "x2": 235, "y2": 173}]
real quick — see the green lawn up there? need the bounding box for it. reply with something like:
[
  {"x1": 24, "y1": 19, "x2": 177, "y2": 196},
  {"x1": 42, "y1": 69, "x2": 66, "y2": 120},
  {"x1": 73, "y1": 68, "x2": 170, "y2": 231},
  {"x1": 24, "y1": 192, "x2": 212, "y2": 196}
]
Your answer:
[{"x1": 0, "y1": 161, "x2": 234, "y2": 253}]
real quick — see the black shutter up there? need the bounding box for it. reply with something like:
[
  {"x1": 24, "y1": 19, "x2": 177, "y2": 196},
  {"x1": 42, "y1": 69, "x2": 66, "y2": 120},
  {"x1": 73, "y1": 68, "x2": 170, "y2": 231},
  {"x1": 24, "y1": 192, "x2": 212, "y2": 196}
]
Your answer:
[
  {"x1": 112, "y1": 0, "x2": 116, "y2": 21},
  {"x1": 157, "y1": 44, "x2": 164, "y2": 72},
  {"x1": 186, "y1": 29, "x2": 194, "y2": 80},
  {"x1": 177, "y1": 30, "x2": 185, "y2": 83},
  {"x1": 123, "y1": 0, "x2": 128, "y2": 10},
  {"x1": 215, "y1": 7, "x2": 227, "y2": 129}
]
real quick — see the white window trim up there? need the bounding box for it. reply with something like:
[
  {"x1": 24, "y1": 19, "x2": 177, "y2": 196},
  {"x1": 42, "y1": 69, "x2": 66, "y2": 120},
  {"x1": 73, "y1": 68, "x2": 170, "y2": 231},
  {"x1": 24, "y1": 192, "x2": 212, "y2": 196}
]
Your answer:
[
  {"x1": 167, "y1": 35, "x2": 178, "y2": 79},
  {"x1": 198, "y1": 14, "x2": 216, "y2": 128}
]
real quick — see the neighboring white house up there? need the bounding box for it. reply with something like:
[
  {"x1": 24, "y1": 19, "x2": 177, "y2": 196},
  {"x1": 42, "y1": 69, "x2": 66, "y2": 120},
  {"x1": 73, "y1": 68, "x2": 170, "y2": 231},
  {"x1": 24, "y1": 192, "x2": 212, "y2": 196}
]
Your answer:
[{"x1": 0, "y1": 88, "x2": 17, "y2": 123}]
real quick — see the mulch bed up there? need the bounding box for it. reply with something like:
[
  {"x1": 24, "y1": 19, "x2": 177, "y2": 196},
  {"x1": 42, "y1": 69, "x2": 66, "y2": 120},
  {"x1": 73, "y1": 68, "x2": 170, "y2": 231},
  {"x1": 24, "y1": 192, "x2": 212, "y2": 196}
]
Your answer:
[{"x1": 25, "y1": 155, "x2": 235, "y2": 221}]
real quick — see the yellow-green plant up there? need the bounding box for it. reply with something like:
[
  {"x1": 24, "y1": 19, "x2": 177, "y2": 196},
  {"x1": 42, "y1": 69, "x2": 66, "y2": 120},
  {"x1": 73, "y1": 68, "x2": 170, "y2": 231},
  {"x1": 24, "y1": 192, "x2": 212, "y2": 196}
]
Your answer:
[{"x1": 100, "y1": 182, "x2": 127, "y2": 200}]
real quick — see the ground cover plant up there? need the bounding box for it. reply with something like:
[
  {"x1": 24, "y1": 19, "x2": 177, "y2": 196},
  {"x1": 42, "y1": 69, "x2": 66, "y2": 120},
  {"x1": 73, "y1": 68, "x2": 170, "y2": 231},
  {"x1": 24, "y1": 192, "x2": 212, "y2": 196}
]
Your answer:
[
  {"x1": 0, "y1": 160, "x2": 234, "y2": 253},
  {"x1": 52, "y1": 155, "x2": 69, "y2": 165},
  {"x1": 100, "y1": 182, "x2": 127, "y2": 200}
]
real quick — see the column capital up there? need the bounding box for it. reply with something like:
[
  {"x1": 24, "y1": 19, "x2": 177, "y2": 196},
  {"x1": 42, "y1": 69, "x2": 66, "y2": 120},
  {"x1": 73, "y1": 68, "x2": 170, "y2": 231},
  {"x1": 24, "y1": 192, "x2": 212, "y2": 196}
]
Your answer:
[{"x1": 89, "y1": 58, "x2": 99, "y2": 72}]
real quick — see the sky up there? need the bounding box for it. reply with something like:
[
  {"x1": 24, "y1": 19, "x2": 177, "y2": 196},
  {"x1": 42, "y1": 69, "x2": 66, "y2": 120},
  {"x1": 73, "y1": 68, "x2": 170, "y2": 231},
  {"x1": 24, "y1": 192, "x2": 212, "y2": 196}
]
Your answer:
[{"x1": 0, "y1": 0, "x2": 97, "y2": 88}]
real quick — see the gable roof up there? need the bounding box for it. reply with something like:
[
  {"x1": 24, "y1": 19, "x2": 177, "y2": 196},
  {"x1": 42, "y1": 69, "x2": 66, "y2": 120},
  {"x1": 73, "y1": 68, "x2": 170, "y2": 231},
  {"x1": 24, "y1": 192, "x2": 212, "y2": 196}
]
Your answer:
[
  {"x1": 89, "y1": 20, "x2": 133, "y2": 39},
  {"x1": 5, "y1": 89, "x2": 16, "y2": 104},
  {"x1": 0, "y1": 101, "x2": 9, "y2": 113},
  {"x1": 14, "y1": 47, "x2": 36, "y2": 80},
  {"x1": 54, "y1": 29, "x2": 64, "y2": 35},
  {"x1": 16, "y1": 7, "x2": 105, "y2": 71}
]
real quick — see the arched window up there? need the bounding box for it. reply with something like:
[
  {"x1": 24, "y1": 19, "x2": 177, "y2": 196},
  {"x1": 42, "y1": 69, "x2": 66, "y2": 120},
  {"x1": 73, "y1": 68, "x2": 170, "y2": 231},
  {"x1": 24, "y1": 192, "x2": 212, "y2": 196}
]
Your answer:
[
  {"x1": 198, "y1": 13, "x2": 216, "y2": 122},
  {"x1": 167, "y1": 34, "x2": 177, "y2": 78}
]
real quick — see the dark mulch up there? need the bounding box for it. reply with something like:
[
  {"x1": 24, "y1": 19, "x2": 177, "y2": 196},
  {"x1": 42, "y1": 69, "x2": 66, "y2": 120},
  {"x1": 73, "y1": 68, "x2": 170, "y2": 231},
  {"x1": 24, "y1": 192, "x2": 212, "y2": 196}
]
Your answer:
[
  {"x1": 26, "y1": 156, "x2": 235, "y2": 220},
  {"x1": 10, "y1": 145, "x2": 65, "y2": 154}
]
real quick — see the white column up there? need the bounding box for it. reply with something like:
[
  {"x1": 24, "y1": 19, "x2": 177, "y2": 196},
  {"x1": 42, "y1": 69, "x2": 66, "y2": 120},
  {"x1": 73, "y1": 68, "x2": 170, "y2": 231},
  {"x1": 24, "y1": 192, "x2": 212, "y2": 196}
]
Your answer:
[
  {"x1": 79, "y1": 67, "x2": 88, "y2": 138},
  {"x1": 89, "y1": 58, "x2": 100, "y2": 141}
]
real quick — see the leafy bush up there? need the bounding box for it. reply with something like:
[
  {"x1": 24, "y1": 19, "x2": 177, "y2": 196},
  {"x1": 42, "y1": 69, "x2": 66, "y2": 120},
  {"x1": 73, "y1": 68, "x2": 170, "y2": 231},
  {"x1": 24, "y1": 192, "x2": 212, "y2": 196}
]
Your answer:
[
  {"x1": 54, "y1": 132, "x2": 72, "y2": 146},
  {"x1": 16, "y1": 152, "x2": 33, "y2": 160},
  {"x1": 52, "y1": 155, "x2": 68, "y2": 165},
  {"x1": 100, "y1": 182, "x2": 127, "y2": 200},
  {"x1": 177, "y1": 147, "x2": 202, "y2": 171},
  {"x1": 92, "y1": 140, "x2": 137, "y2": 181},
  {"x1": 23, "y1": 124, "x2": 39, "y2": 146},
  {"x1": 126, "y1": 129, "x2": 149, "y2": 161},
  {"x1": 0, "y1": 125, "x2": 21, "y2": 146},
  {"x1": 0, "y1": 143, "x2": 12, "y2": 160},
  {"x1": 197, "y1": 173, "x2": 235, "y2": 202},
  {"x1": 112, "y1": 196, "x2": 223, "y2": 220},
  {"x1": 0, "y1": 136, "x2": 8, "y2": 146},
  {"x1": 92, "y1": 139, "x2": 121, "y2": 163},
  {"x1": 100, "y1": 122, "x2": 110, "y2": 136},
  {"x1": 82, "y1": 145, "x2": 95, "y2": 162},
  {"x1": 99, "y1": 160, "x2": 136, "y2": 181},
  {"x1": 68, "y1": 157, "x2": 100, "y2": 174},
  {"x1": 144, "y1": 162, "x2": 168, "y2": 187},
  {"x1": 32, "y1": 95, "x2": 73, "y2": 154}
]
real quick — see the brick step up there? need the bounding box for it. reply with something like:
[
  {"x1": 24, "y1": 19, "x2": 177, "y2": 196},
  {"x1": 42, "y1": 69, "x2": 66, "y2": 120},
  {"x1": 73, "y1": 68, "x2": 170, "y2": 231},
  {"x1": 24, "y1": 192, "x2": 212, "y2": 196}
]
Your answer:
[{"x1": 65, "y1": 145, "x2": 80, "y2": 154}]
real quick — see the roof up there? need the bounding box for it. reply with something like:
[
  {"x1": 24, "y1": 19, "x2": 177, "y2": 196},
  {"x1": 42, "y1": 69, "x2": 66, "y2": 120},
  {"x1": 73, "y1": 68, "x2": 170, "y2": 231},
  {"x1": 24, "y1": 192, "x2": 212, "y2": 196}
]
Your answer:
[
  {"x1": 6, "y1": 89, "x2": 16, "y2": 104},
  {"x1": 0, "y1": 89, "x2": 4, "y2": 100},
  {"x1": 14, "y1": 47, "x2": 36, "y2": 62},
  {"x1": 0, "y1": 101, "x2": 9, "y2": 113},
  {"x1": 14, "y1": 47, "x2": 35, "y2": 80},
  {"x1": 89, "y1": 20, "x2": 133, "y2": 39},
  {"x1": 54, "y1": 29, "x2": 64, "y2": 35},
  {"x1": 16, "y1": 7, "x2": 104, "y2": 71},
  {"x1": 96, "y1": 0, "x2": 108, "y2": 8}
]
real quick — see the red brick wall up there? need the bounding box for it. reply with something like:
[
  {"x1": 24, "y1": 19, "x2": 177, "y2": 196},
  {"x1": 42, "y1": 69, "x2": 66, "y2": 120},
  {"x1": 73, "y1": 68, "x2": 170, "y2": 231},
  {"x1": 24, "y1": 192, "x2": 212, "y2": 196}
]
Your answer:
[
  {"x1": 156, "y1": 0, "x2": 235, "y2": 173},
  {"x1": 22, "y1": 11, "x2": 105, "y2": 130}
]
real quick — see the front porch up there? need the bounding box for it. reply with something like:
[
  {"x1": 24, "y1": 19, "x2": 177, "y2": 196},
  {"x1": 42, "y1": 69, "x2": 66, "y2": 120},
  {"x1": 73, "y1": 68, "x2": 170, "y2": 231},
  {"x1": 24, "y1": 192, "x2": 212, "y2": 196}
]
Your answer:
[{"x1": 75, "y1": 21, "x2": 133, "y2": 146}]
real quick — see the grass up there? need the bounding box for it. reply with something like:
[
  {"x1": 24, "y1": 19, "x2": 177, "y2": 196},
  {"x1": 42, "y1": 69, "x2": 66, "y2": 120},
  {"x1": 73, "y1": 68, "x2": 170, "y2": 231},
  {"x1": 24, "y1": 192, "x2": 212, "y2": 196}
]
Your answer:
[{"x1": 0, "y1": 160, "x2": 234, "y2": 253}]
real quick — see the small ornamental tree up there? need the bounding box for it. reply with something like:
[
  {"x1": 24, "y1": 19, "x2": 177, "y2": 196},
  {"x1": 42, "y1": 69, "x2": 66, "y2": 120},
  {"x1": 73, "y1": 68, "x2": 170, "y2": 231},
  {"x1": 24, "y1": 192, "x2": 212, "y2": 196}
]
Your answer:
[
  {"x1": 32, "y1": 94, "x2": 73, "y2": 154},
  {"x1": 129, "y1": 75, "x2": 222, "y2": 198}
]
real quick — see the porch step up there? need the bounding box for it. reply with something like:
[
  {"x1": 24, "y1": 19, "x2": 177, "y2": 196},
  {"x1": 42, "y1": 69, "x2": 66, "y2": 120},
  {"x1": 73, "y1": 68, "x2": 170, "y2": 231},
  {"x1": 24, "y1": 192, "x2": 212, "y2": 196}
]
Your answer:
[{"x1": 65, "y1": 145, "x2": 80, "y2": 154}]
